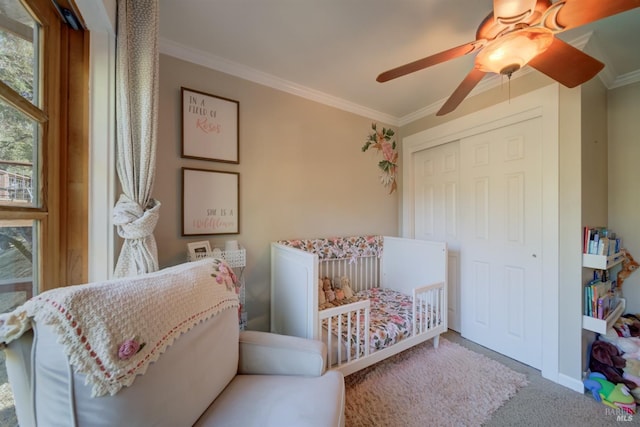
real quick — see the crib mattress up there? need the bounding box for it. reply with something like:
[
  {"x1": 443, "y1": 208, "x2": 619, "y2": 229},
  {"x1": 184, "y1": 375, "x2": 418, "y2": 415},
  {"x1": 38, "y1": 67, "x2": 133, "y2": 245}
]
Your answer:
[{"x1": 324, "y1": 288, "x2": 416, "y2": 353}]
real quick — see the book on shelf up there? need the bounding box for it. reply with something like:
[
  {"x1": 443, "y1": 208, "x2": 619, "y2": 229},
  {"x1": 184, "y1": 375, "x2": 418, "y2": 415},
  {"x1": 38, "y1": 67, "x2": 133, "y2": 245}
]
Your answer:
[
  {"x1": 584, "y1": 279, "x2": 617, "y2": 320},
  {"x1": 582, "y1": 226, "x2": 621, "y2": 256}
]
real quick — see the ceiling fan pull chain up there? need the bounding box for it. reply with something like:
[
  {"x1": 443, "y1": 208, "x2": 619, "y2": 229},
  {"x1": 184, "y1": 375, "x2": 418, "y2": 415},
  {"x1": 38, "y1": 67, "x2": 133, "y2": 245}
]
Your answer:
[{"x1": 500, "y1": 74, "x2": 511, "y2": 104}]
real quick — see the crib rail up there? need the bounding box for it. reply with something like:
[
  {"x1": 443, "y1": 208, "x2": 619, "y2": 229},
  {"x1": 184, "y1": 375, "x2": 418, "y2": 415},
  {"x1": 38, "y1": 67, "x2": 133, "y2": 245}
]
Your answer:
[
  {"x1": 319, "y1": 280, "x2": 447, "y2": 374},
  {"x1": 318, "y1": 255, "x2": 380, "y2": 292},
  {"x1": 413, "y1": 281, "x2": 446, "y2": 336},
  {"x1": 273, "y1": 236, "x2": 447, "y2": 378},
  {"x1": 318, "y1": 300, "x2": 370, "y2": 369}
]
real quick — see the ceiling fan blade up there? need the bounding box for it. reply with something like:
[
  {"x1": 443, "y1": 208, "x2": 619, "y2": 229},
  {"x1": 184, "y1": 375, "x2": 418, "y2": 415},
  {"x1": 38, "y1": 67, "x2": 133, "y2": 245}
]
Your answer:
[
  {"x1": 552, "y1": 0, "x2": 640, "y2": 31},
  {"x1": 436, "y1": 68, "x2": 487, "y2": 116},
  {"x1": 527, "y1": 38, "x2": 604, "y2": 88},
  {"x1": 377, "y1": 41, "x2": 483, "y2": 83}
]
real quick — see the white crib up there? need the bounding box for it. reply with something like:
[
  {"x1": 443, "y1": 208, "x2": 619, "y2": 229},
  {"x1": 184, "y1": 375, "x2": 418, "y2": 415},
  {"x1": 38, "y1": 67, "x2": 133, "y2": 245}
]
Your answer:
[{"x1": 271, "y1": 235, "x2": 447, "y2": 376}]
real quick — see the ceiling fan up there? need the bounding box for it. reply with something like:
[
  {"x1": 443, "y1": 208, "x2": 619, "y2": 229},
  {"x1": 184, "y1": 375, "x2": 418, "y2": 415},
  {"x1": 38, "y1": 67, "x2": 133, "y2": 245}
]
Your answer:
[{"x1": 377, "y1": 0, "x2": 640, "y2": 116}]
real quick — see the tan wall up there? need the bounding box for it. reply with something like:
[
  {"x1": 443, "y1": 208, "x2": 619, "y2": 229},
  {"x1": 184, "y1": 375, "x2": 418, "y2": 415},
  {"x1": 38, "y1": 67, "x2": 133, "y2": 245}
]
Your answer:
[
  {"x1": 155, "y1": 54, "x2": 398, "y2": 330},
  {"x1": 578, "y1": 79, "x2": 608, "y2": 377},
  {"x1": 609, "y1": 81, "x2": 640, "y2": 313},
  {"x1": 555, "y1": 85, "x2": 583, "y2": 381},
  {"x1": 581, "y1": 80, "x2": 609, "y2": 227}
]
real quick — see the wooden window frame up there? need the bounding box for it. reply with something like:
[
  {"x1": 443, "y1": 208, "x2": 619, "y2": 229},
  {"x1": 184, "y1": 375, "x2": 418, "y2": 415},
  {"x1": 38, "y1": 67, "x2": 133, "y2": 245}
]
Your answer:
[{"x1": 0, "y1": 0, "x2": 89, "y2": 293}]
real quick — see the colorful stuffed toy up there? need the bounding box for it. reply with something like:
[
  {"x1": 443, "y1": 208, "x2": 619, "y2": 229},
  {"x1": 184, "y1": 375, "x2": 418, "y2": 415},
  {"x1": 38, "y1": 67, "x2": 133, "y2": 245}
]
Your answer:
[{"x1": 584, "y1": 372, "x2": 636, "y2": 414}]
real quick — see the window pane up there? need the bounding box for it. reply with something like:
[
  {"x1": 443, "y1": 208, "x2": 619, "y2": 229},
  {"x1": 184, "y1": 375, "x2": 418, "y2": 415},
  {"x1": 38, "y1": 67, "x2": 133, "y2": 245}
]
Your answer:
[
  {"x1": 0, "y1": 0, "x2": 39, "y2": 105},
  {"x1": 0, "y1": 220, "x2": 35, "y2": 314},
  {"x1": 0, "y1": 97, "x2": 38, "y2": 207}
]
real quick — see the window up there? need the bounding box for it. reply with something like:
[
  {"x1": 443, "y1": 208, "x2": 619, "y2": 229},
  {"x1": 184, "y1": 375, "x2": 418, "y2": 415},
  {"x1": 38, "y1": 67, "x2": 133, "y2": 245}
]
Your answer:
[
  {"x1": 0, "y1": 0, "x2": 41, "y2": 308},
  {"x1": 0, "y1": 0, "x2": 88, "y2": 423},
  {"x1": 0, "y1": 0, "x2": 88, "y2": 299}
]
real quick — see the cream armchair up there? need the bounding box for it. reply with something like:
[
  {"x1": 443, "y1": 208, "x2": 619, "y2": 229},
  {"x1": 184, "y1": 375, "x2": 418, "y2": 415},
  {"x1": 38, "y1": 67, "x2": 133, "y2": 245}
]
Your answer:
[{"x1": 2, "y1": 260, "x2": 345, "y2": 427}]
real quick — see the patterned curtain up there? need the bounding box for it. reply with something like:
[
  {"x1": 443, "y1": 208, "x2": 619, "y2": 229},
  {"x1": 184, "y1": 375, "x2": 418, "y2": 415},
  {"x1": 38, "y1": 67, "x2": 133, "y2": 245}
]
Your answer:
[{"x1": 113, "y1": 0, "x2": 161, "y2": 277}]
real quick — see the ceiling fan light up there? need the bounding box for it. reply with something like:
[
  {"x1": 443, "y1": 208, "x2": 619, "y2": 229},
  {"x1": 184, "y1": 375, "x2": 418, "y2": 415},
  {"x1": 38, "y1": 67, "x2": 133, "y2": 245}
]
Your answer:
[{"x1": 475, "y1": 28, "x2": 553, "y2": 75}]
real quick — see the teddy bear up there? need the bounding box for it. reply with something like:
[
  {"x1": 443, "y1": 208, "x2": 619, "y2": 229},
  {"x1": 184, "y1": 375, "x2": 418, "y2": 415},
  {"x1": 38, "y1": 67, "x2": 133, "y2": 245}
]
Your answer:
[
  {"x1": 331, "y1": 276, "x2": 345, "y2": 301},
  {"x1": 590, "y1": 340, "x2": 638, "y2": 390},
  {"x1": 339, "y1": 275, "x2": 355, "y2": 299},
  {"x1": 322, "y1": 277, "x2": 335, "y2": 303},
  {"x1": 617, "y1": 249, "x2": 639, "y2": 288},
  {"x1": 318, "y1": 277, "x2": 326, "y2": 305}
]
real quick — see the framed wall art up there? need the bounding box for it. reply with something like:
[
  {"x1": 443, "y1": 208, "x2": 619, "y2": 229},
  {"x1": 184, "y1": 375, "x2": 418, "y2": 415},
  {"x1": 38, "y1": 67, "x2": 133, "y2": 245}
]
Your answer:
[
  {"x1": 182, "y1": 168, "x2": 240, "y2": 236},
  {"x1": 181, "y1": 87, "x2": 239, "y2": 163}
]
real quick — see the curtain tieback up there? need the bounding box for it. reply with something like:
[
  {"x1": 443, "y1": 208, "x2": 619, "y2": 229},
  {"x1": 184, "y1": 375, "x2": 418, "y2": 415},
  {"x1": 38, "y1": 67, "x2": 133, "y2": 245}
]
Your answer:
[{"x1": 113, "y1": 195, "x2": 161, "y2": 240}]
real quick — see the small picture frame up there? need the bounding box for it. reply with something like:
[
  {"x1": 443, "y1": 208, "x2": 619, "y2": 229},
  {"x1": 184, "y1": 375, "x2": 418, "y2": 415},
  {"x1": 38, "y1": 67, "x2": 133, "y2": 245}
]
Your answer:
[
  {"x1": 182, "y1": 168, "x2": 240, "y2": 236},
  {"x1": 181, "y1": 87, "x2": 239, "y2": 163},
  {"x1": 187, "y1": 241, "x2": 212, "y2": 260}
]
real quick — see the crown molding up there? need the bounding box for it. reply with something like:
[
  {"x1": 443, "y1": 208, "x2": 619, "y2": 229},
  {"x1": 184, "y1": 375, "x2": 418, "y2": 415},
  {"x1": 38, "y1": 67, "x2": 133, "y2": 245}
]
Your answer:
[
  {"x1": 159, "y1": 37, "x2": 400, "y2": 126},
  {"x1": 160, "y1": 33, "x2": 639, "y2": 128},
  {"x1": 610, "y1": 69, "x2": 640, "y2": 88}
]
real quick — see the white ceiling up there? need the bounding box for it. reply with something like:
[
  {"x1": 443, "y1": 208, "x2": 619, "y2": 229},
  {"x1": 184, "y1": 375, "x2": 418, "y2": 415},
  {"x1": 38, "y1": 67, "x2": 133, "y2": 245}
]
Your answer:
[{"x1": 158, "y1": 0, "x2": 640, "y2": 125}]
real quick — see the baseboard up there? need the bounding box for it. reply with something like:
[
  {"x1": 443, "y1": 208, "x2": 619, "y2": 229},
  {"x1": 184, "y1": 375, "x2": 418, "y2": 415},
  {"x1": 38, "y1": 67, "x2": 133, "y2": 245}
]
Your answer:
[{"x1": 557, "y1": 373, "x2": 585, "y2": 393}]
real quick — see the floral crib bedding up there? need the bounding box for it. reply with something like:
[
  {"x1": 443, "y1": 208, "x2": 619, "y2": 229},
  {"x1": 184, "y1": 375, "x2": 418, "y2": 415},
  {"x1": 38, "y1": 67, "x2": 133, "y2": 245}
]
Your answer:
[{"x1": 323, "y1": 287, "x2": 435, "y2": 355}]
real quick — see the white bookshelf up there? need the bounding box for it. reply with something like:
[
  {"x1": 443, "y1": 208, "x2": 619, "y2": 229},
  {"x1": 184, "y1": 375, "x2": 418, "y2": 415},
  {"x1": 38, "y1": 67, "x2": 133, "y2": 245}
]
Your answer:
[
  {"x1": 582, "y1": 298, "x2": 625, "y2": 335},
  {"x1": 582, "y1": 251, "x2": 625, "y2": 334},
  {"x1": 582, "y1": 252, "x2": 624, "y2": 270}
]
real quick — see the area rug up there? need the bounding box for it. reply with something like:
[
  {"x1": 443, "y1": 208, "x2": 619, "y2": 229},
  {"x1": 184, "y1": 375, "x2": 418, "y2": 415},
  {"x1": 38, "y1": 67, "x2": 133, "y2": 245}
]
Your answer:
[{"x1": 344, "y1": 338, "x2": 528, "y2": 427}]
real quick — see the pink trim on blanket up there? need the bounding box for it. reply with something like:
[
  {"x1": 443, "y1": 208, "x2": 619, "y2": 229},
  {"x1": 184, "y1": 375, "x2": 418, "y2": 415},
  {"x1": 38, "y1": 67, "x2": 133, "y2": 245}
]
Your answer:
[{"x1": 0, "y1": 258, "x2": 239, "y2": 397}]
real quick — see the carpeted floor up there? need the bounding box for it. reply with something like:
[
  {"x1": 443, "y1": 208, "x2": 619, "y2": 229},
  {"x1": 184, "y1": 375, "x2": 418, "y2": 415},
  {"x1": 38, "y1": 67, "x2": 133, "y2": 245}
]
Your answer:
[
  {"x1": 444, "y1": 331, "x2": 633, "y2": 426},
  {"x1": 344, "y1": 337, "x2": 528, "y2": 426}
]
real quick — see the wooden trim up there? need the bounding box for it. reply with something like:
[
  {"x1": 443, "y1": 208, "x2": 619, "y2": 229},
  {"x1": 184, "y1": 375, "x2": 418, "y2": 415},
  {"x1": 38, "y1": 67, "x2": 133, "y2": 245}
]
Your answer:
[
  {"x1": 0, "y1": 0, "x2": 90, "y2": 293},
  {"x1": 63, "y1": 25, "x2": 89, "y2": 285},
  {"x1": 39, "y1": 0, "x2": 63, "y2": 292},
  {"x1": 0, "y1": 80, "x2": 48, "y2": 123},
  {"x1": 0, "y1": 211, "x2": 47, "y2": 221},
  {"x1": 56, "y1": 20, "x2": 70, "y2": 289}
]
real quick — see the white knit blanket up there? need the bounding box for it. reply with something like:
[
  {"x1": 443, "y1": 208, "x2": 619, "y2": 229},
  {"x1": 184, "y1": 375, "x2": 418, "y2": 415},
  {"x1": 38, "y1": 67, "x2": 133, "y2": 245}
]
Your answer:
[{"x1": 0, "y1": 258, "x2": 239, "y2": 397}]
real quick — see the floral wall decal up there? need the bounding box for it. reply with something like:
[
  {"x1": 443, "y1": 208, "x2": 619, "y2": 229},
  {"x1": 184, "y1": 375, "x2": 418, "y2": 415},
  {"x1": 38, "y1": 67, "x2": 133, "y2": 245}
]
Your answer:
[{"x1": 362, "y1": 122, "x2": 398, "y2": 193}]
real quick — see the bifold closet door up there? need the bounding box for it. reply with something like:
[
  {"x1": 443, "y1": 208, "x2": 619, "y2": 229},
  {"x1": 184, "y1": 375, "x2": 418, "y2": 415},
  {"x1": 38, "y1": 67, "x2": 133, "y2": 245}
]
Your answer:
[
  {"x1": 458, "y1": 116, "x2": 543, "y2": 369},
  {"x1": 413, "y1": 141, "x2": 461, "y2": 332}
]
